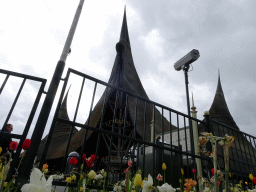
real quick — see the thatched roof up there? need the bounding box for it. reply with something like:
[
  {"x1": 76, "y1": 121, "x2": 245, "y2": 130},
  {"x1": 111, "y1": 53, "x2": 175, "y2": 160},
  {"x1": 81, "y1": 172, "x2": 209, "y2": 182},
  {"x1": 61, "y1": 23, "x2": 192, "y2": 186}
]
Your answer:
[
  {"x1": 44, "y1": 8, "x2": 175, "y2": 160},
  {"x1": 200, "y1": 73, "x2": 256, "y2": 175},
  {"x1": 209, "y1": 73, "x2": 239, "y2": 130},
  {"x1": 37, "y1": 88, "x2": 78, "y2": 161}
]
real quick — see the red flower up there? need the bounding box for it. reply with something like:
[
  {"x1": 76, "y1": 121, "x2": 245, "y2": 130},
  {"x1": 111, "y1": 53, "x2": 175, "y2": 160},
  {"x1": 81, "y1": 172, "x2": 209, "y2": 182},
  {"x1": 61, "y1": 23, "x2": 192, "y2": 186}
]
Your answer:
[
  {"x1": 9, "y1": 141, "x2": 19, "y2": 151},
  {"x1": 70, "y1": 157, "x2": 78, "y2": 165},
  {"x1": 156, "y1": 173, "x2": 163, "y2": 181},
  {"x1": 90, "y1": 154, "x2": 96, "y2": 161},
  {"x1": 253, "y1": 177, "x2": 256, "y2": 185},
  {"x1": 125, "y1": 167, "x2": 130, "y2": 173},
  {"x1": 211, "y1": 168, "x2": 214, "y2": 176},
  {"x1": 86, "y1": 159, "x2": 93, "y2": 168},
  {"x1": 90, "y1": 154, "x2": 99, "y2": 162},
  {"x1": 22, "y1": 139, "x2": 31, "y2": 150},
  {"x1": 82, "y1": 154, "x2": 86, "y2": 160},
  {"x1": 128, "y1": 160, "x2": 132, "y2": 167},
  {"x1": 192, "y1": 169, "x2": 196, "y2": 174}
]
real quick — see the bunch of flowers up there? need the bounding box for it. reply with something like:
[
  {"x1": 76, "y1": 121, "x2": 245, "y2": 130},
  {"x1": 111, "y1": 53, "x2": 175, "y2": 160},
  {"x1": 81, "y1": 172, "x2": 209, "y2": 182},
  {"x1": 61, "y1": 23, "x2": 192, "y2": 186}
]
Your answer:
[
  {"x1": 0, "y1": 139, "x2": 31, "y2": 191},
  {"x1": 60, "y1": 153, "x2": 103, "y2": 192},
  {"x1": 113, "y1": 161, "x2": 176, "y2": 192},
  {"x1": 85, "y1": 154, "x2": 99, "y2": 169}
]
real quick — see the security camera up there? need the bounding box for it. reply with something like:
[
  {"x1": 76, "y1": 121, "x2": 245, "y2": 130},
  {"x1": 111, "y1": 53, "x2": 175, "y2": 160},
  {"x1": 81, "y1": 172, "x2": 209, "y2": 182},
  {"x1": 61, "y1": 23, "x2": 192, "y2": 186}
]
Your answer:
[{"x1": 174, "y1": 49, "x2": 200, "y2": 71}]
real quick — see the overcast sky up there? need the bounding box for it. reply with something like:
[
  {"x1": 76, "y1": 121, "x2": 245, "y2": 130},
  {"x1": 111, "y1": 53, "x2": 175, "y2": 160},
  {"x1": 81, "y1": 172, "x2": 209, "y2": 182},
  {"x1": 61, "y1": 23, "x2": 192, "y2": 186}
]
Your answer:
[{"x1": 1, "y1": 0, "x2": 256, "y2": 140}]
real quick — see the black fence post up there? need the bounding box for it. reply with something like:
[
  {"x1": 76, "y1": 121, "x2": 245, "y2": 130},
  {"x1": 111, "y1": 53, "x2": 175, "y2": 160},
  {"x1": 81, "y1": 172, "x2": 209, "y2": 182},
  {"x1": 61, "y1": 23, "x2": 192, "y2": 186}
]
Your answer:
[{"x1": 15, "y1": 60, "x2": 65, "y2": 188}]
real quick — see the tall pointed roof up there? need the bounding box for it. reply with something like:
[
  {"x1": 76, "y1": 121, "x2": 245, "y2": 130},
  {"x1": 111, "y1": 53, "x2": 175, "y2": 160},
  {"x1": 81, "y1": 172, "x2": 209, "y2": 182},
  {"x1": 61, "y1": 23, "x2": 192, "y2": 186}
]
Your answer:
[
  {"x1": 51, "y1": 9, "x2": 175, "y2": 159},
  {"x1": 209, "y1": 72, "x2": 239, "y2": 129},
  {"x1": 119, "y1": 6, "x2": 130, "y2": 47}
]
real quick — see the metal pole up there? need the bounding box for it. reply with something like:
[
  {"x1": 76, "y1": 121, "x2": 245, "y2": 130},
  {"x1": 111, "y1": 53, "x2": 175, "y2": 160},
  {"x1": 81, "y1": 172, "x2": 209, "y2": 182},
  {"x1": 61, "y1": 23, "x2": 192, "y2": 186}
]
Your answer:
[
  {"x1": 184, "y1": 66, "x2": 191, "y2": 117},
  {"x1": 183, "y1": 66, "x2": 195, "y2": 155},
  {"x1": 16, "y1": 0, "x2": 85, "y2": 188}
]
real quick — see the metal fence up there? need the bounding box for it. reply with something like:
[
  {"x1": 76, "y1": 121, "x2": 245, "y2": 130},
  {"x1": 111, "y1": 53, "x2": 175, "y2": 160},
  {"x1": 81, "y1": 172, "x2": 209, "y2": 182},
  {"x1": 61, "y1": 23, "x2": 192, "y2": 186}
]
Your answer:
[
  {"x1": 1, "y1": 67, "x2": 256, "y2": 190},
  {"x1": 39, "y1": 68, "x2": 212, "y2": 188},
  {"x1": 0, "y1": 68, "x2": 47, "y2": 180},
  {"x1": 210, "y1": 119, "x2": 256, "y2": 183}
]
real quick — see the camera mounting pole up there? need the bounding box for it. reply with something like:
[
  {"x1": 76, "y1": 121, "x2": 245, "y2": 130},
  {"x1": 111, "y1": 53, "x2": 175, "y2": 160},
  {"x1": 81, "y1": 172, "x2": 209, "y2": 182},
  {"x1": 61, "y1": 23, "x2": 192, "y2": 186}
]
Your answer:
[
  {"x1": 183, "y1": 64, "x2": 191, "y2": 118},
  {"x1": 174, "y1": 49, "x2": 200, "y2": 157}
]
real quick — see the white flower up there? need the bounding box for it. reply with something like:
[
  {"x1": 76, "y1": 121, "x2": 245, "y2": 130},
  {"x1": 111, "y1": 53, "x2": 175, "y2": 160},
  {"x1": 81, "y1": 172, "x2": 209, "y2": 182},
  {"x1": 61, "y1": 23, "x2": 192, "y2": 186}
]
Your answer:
[
  {"x1": 100, "y1": 169, "x2": 105, "y2": 175},
  {"x1": 113, "y1": 182, "x2": 122, "y2": 192},
  {"x1": 248, "y1": 189, "x2": 256, "y2": 192},
  {"x1": 157, "y1": 183, "x2": 176, "y2": 192},
  {"x1": 142, "y1": 174, "x2": 153, "y2": 192},
  {"x1": 94, "y1": 174, "x2": 103, "y2": 180},
  {"x1": 121, "y1": 179, "x2": 131, "y2": 187},
  {"x1": 52, "y1": 173, "x2": 64, "y2": 180},
  {"x1": 21, "y1": 168, "x2": 53, "y2": 192},
  {"x1": 203, "y1": 187, "x2": 210, "y2": 192}
]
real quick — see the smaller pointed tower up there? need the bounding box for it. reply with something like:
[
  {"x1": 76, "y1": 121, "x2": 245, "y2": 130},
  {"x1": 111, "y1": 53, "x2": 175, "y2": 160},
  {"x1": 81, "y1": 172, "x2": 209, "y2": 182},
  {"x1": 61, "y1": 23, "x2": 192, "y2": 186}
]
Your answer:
[{"x1": 209, "y1": 71, "x2": 239, "y2": 130}]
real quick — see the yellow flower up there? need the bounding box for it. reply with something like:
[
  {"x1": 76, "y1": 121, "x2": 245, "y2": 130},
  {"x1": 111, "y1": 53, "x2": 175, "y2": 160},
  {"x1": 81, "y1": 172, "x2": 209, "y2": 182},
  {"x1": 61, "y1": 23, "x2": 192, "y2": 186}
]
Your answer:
[
  {"x1": 88, "y1": 170, "x2": 96, "y2": 179},
  {"x1": 181, "y1": 168, "x2": 184, "y2": 175},
  {"x1": 44, "y1": 169, "x2": 48, "y2": 174},
  {"x1": 162, "y1": 163, "x2": 166, "y2": 171},
  {"x1": 42, "y1": 164, "x2": 48, "y2": 172},
  {"x1": 134, "y1": 174, "x2": 142, "y2": 187},
  {"x1": 80, "y1": 187, "x2": 84, "y2": 191},
  {"x1": 0, "y1": 147, "x2": 2, "y2": 154},
  {"x1": 65, "y1": 177, "x2": 72, "y2": 184},
  {"x1": 249, "y1": 174, "x2": 254, "y2": 180},
  {"x1": 245, "y1": 182, "x2": 248, "y2": 185},
  {"x1": 71, "y1": 174, "x2": 76, "y2": 181},
  {"x1": 4, "y1": 182, "x2": 7, "y2": 187},
  {"x1": 141, "y1": 180, "x2": 144, "y2": 187}
]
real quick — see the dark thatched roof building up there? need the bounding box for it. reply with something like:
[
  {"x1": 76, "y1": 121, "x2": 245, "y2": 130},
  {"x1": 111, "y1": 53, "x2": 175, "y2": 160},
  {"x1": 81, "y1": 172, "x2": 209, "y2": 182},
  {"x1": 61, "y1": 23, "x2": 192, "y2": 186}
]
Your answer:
[
  {"x1": 199, "y1": 73, "x2": 256, "y2": 176},
  {"x1": 37, "y1": 9, "x2": 175, "y2": 168}
]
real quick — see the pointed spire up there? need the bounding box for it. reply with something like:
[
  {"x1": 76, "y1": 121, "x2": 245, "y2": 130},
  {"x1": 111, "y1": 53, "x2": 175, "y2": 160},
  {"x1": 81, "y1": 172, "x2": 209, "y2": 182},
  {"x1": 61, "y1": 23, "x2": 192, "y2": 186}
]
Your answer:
[
  {"x1": 191, "y1": 92, "x2": 196, "y2": 111},
  {"x1": 216, "y1": 69, "x2": 223, "y2": 94},
  {"x1": 119, "y1": 6, "x2": 130, "y2": 46}
]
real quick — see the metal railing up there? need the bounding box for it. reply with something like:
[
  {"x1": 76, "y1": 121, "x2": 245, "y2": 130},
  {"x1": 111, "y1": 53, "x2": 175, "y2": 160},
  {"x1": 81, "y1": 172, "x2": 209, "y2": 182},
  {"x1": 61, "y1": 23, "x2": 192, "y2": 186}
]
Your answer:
[
  {"x1": 210, "y1": 119, "x2": 256, "y2": 183},
  {"x1": 39, "y1": 68, "x2": 212, "y2": 188},
  {"x1": 0, "y1": 68, "x2": 47, "y2": 181},
  {"x1": 2, "y1": 67, "x2": 256, "y2": 190}
]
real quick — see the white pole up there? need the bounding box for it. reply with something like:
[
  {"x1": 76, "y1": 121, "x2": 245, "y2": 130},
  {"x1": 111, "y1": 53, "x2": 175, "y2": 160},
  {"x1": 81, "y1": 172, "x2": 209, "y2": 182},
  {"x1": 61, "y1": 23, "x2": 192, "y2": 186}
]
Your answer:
[
  {"x1": 60, "y1": 0, "x2": 85, "y2": 62},
  {"x1": 191, "y1": 94, "x2": 203, "y2": 191}
]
